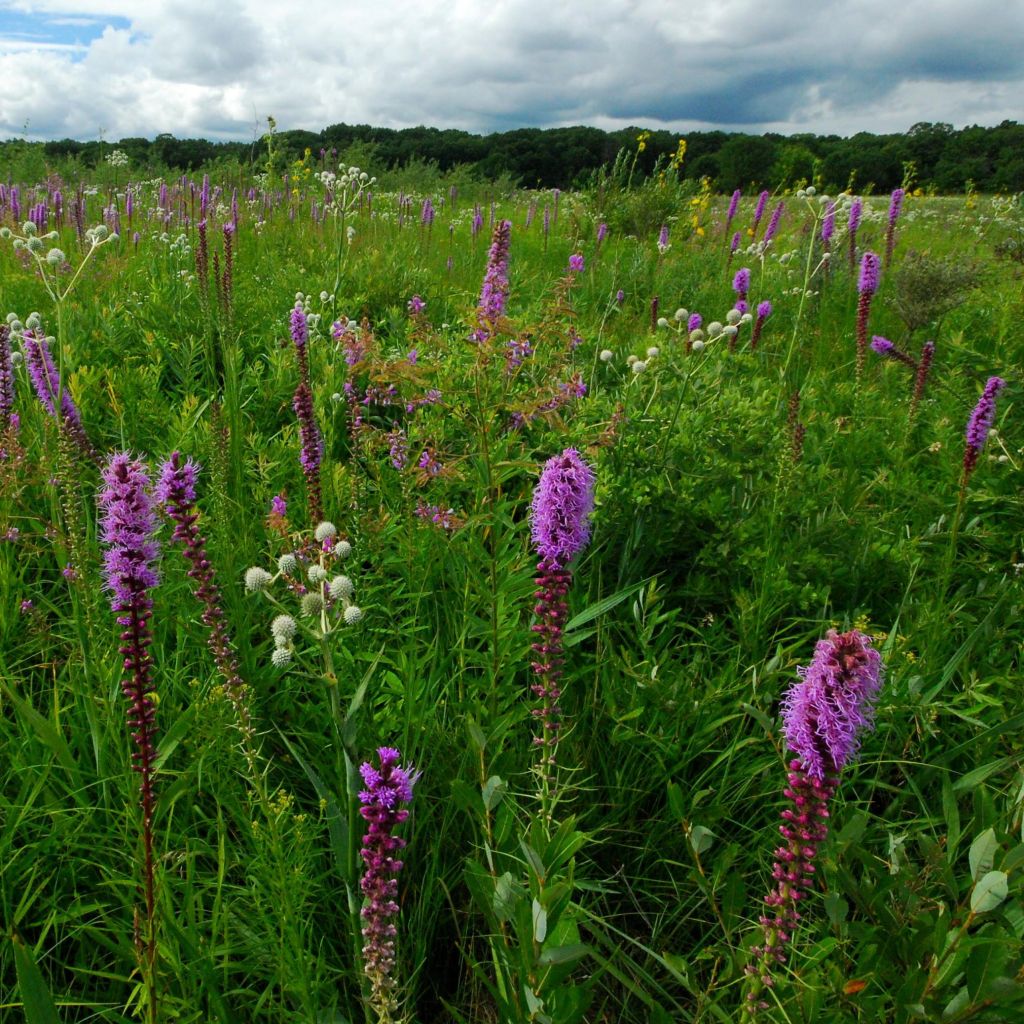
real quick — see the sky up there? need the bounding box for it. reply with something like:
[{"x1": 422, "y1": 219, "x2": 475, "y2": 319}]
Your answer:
[{"x1": 0, "y1": 0, "x2": 1021, "y2": 142}]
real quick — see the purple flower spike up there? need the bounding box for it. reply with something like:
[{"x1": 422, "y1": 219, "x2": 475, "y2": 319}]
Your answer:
[
  {"x1": 733, "y1": 267, "x2": 751, "y2": 298},
  {"x1": 888, "y1": 188, "x2": 905, "y2": 226},
  {"x1": 870, "y1": 336, "x2": 895, "y2": 356},
  {"x1": 289, "y1": 305, "x2": 308, "y2": 351},
  {"x1": 359, "y1": 746, "x2": 417, "y2": 1020},
  {"x1": 473, "y1": 219, "x2": 512, "y2": 342},
  {"x1": 757, "y1": 300, "x2": 772, "y2": 319},
  {"x1": 99, "y1": 453, "x2": 161, "y2": 609},
  {"x1": 781, "y1": 629, "x2": 883, "y2": 781},
  {"x1": 0, "y1": 324, "x2": 14, "y2": 431},
  {"x1": 858, "y1": 251, "x2": 880, "y2": 296},
  {"x1": 963, "y1": 376, "x2": 1007, "y2": 476},
  {"x1": 530, "y1": 449, "x2": 595, "y2": 570},
  {"x1": 764, "y1": 201, "x2": 784, "y2": 244},
  {"x1": 568, "y1": 252, "x2": 585, "y2": 273},
  {"x1": 727, "y1": 189, "x2": 741, "y2": 225}
]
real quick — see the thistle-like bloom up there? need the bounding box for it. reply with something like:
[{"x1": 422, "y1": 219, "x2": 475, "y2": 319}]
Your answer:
[
  {"x1": 473, "y1": 219, "x2": 512, "y2": 342},
  {"x1": 98, "y1": 452, "x2": 162, "y2": 1011},
  {"x1": 359, "y1": 747, "x2": 417, "y2": 1023},
  {"x1": 530, "y1": 448, "x2": 596, "y2": 570},
  {"x1": 963, "y1": 376, "x2": 1007, "y2": 477},
  {"x1": 781, "y1": 629, "x2": 883, "y2": 781}
]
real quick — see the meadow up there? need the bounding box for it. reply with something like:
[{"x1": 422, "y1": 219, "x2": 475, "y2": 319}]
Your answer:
[{"x1": 0, "y1": 152, "x2": 1022, "y2": 1024}]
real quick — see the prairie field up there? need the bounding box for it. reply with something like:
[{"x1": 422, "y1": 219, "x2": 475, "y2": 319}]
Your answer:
[{"x1": 0, "y1": 161, "x2": 1022, "y2": 1024}]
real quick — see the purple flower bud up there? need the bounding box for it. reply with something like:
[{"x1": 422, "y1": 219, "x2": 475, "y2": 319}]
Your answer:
[
  {"x1": 870, "y1": 336, "x2": 895, "y2": 356},
  {"x1": 888, "y1": 188, "x2": 905, "y2": 226},
  {"x1": 289, "y1": 306, "x2": 308, "y2": 351},
  {"x1": 965, "y1": 376, "x2": 1007, "y2": 461},
  {"x1": 848, "y1": 198, "x2": 862, "y2": 234},
  {"x1": 756, "y1": 300, "x2": 772, "y2": 319},
  {"x1": 727, "y1": 189, "x2": 741, "y2": 224},
  {"x1": 733, "y1": 267, "x2": 751, "y2": 297},
  {"x1": 568, "y1": 252, "x2": 585, "y2": 273}
]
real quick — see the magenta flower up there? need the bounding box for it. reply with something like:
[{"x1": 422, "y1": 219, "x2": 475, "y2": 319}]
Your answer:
[
  {"x1": 781, "y1": 629, "x2": 883, "y2": 781},
  {"x1": 289, "y1": 306, "x2": 308, "y2": 351},
  {"x1": 963, "y1": 376, "x2": 1007, "y2": 476},
  {"x1": 752, "y1": 190, "x2": 769, "y2": 235},
  {"x1": 726, "y1": 189, "x2": 741, "y2": 228},
  {"x1": 763, "y1": 201, "x2": 784, "y2": 244},
  {"x1": 568, "y1": 252, "x2": 585, "y2": 273},
  {"x1": 733, "y1": 267, "x2": 751, "y2": 301},
  {"x1": 821, "y1": 202, "x2": 836, "y2": 246},
  {"x1": 98, "y1": 452, "x2": 162, "y2": 1015},
  {"x1": 730, "y1": 231, "x2": 741, "y2": 255},
  {"x1": 407, "y1": 294, "x2": 426, "y2": 316},
  {"x1": 472, "y1": 219, "x2": 512, "y2": 342},
  {"x1": 746, "y1": 629, "x2": 883, "y2": 1011},
  {"x1": 530, "y1": 448, "x2": 596, "y2": 570},
  {"x1": 0, "y1": 324, "x2": 14, "y2": 432},
  {"x1": 359, "y1": 746, "x2": 417, "y2": 1021}
]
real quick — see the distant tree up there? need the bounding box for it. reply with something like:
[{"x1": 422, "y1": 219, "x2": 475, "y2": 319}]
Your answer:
[{"x1": 717, "y1": 134, "x2": 777, "y2": 191}]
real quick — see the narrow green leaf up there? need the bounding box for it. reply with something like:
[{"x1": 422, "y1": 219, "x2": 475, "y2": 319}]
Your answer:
[
  {"x1": 532, "y1": 898, "x2": 548, "y2": 943},
  {"x1": 11, "y1": 932, "x2": 60, "y2": 1024}
]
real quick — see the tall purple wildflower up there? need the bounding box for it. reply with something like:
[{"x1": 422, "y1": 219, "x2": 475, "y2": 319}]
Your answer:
[
  {"x1": 750, "y1": 300, "x2": 772, "y2": 350},
  {"x1": 870, "y1": 335, "x2": 916, "y2": 368},
  {"x1": 529, "y1": 450, "x2": 595, "y2": 817},
  {"x1": 963, "y1": 376, "x2": 1007, "y2": 477},
  {"x1": 885, "y1": 188, "x2": 905, "y2": 268},
  {"x1": 98, "y1": 452, "x2": 162, "y2": 1021},
  {"x1": 746, "y1": 630, "x2": 883, "y2": 1013},
  {"x1": 359, "y1": 747, "x2": 417, "y2": 1022},
  {"x1": 733, "y1": 267, "x2": 751, "y2": 304},
  {"x1": 0, "y1": 324, "x2": 14, "y2": 432},
  {"x1": 157, "y1": 453, "x2": 254, "y2": 752},
  {"x1": 23, "y1": 328, "x2": 99, "y2": 464},
  {"x1": 751, "y1": 190, "x2": 769, "y2": 237},
  {"x1": 910, "y1": 341, "x2": 935, "y2": 422},
  {"x1": 726, "y1": 189, "x2": 741, "y2": 234},
  {"x1": 657, "y1": 223, "x2": 669, "y2": 253},
  {"x1": 847, "y1": 198, "x2": 862, "y2": 271},
  {"x1": 472, "y1": 219, "x2": 512, "y2": 343},
  {"x1": 821, "y1": 201, "x2": 836, "y2": 248},
  {"x1": 782, "y1": 629, "x2": 883, "y2": 780},
  {"x1": 855, "y1": 252, "x2": 880, "y2": 390},
  {"x1": 287, "y1": 304, "x2": 324, "y2": 520},
  {"x1": 763, "y1": 201, "x2": 784, "y2": 245}
]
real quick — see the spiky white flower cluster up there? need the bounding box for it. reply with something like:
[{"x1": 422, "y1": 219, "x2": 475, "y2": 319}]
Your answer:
[{"x1": 244, "y1": 525, "x2": 363, "y2": 669}]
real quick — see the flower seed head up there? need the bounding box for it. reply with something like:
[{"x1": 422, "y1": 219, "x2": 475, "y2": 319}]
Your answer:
[
  {"x1": 271, "y1": 614, "x2": 297, "y2": 642},
  {"x1": 271, "y1": 646, "x2": 292, "y2": 668},
  {"x1": 334, "y1": 539, "x2": 352, "y2": 559},
  {"x1": 314, "y1": 521, "x2": 337, "y2": 542},
  {"x1": 308, "y1": 564, "x2": 328, "y2": 583},
  {"x1": 277, "y1": 553, "x2": 297, "y2": 574},
  {"x1": 300, "y1": 591, "x2": 324, "y2": 616},
  {"x1": 329, "y1": 575, "x2": 354, "y2": 600},
  {"x1": 244, "y1": 567, "x2": 273, "y2": 592},
  {"x1": 343, "y1": 605, "x2": 363, "y2": 625}
]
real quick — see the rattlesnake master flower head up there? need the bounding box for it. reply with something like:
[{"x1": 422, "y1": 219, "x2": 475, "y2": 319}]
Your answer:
[
  {"x1": 782, "y1": 629, "x2": 883, "y2": 781},
  {"x1": 98, "y1": 453, "x2": 161, "y2": 608},
  {"x1": 530, "y1": 448, "x2": 596, "y2": 569}
]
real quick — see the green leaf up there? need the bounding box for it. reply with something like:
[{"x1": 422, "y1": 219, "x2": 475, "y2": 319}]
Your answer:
[
  {"x1": 538, "y1": 943, "x2": 589, "y2": 966},
  {"x1": 533, "y1": 898, "x2": 548, "y2": 943},
  {"x1": 688, "y1": 825, "x2": 715, "y2": 856},
  {"x1": 11, "y1": 932, "x2": 60, "y2": 1024},
  {"x1": 953, "y1": 759, "x2": 1010, "y2": 794},
  {"x1": 969, "y1": 828, "x2": 998, "y2": 882},
  {"x1": 971, "y1": 871, "x2": 1008, "y2": 914},
  {"x1": 942, "y1": 986, "x2": 971, "y2": 1021},
  {"x1": 493, "y1": 872, "x2": 519, "y2": 923},
  {"x1": 482, "y1": 775, "x2": 506, "y2": 812},
  {"x1": 564, "y1": 578, "x2": 652, "y2": 633}
]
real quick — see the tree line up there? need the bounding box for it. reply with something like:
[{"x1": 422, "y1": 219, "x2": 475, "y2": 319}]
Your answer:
[{"x1": 15, "y1": 120, "x2": 1024, "y2": 193}]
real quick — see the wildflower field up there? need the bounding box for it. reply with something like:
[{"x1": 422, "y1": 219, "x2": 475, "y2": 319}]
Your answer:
[{"x1": 1, "y1": 158, "x2": 1022, "y2": 1024}]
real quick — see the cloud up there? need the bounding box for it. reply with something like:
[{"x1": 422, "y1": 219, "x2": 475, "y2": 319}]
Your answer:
[{"x1": 0, "y1": 0, "x2": 1021, "y2": 141}]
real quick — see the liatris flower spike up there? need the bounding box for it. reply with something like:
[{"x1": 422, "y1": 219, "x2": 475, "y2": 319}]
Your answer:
[
  {"x1": 359, "y1": 747, "x2": 418, "y2": 1024},
  {"x1": 855, "y1": 251, "x2": 880, "y2": 390},
  {"x1": 745, "y1": 630, "x2": 883, "y2": 1014},
  {"x1": 529, "y1": 449, "x2": 595, "y2": 822},
  {"x1": 963, "y1": 376, "x2": 1007, "y2": 478},
  {"x1": 98, "y1": 452, "x2": 163, "y2": 1021}
]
